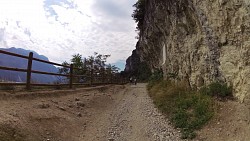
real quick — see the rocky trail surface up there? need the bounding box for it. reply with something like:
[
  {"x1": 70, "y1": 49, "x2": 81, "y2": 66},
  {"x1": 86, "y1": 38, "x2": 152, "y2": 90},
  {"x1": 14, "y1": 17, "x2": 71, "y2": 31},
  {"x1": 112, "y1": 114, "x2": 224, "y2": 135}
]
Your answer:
[{"x1": 0, "y1": 84, "x2": 181, "y2": 141}]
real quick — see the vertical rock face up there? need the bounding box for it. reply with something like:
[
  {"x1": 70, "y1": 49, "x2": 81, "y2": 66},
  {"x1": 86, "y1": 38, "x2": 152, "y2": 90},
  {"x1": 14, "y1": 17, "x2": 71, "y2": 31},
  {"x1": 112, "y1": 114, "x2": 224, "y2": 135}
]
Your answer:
[
  {"x1": 137, "y1": 0, "x2": 250, "y2": 101},
  {"x1": 125, "y1": 49, "x2": 140, "y2": 73}
]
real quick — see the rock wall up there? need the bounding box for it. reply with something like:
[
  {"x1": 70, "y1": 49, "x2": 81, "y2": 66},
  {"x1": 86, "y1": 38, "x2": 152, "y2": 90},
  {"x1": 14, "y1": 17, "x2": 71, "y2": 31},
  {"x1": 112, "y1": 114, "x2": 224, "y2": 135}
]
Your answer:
[
  {"x1": 137, "y1": 0, "x2": 250, "y2": 101},
  {"x1": 124, "y1": 49, "x2": 140, "y2": 73}
]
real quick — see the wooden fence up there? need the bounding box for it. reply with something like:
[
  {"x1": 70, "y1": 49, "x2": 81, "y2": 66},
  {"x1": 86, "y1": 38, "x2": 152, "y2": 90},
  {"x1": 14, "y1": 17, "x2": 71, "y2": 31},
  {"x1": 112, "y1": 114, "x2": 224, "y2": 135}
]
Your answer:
[{"x1": 0, "y1": 50, "x2": 125, "y2": 90}]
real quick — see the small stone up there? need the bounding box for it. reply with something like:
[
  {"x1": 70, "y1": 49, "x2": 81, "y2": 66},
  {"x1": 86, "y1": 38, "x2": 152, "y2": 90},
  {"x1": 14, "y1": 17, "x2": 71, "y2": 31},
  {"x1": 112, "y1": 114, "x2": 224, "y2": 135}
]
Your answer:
[
  {"x1": 76, "y1": 102, "x2": 85, "y2": 107},
  {"x1": 37, "y1": 103, "x2": 50, "y2": 109},
  {"x1": 10, "y1": 112, "x2": 18, "y2": 117},
  {"x1": 51, "y1": 100, "x2": 58, "y2": 104},
  {"x1": 47, "y1": 139, "x2": 50, "y2": 141},
  {"x1": 108, "y1": 138, "x2": 114, "y2": 141},
  {"x1": 77, "y1": 112, "x2": 82, "y2": 117},
  {"x1": 58, "y1": 106, "x2": 66, "y2": 111},
  {"x1": 75, "y1": 98, "x2": 80, "y2": 101}
]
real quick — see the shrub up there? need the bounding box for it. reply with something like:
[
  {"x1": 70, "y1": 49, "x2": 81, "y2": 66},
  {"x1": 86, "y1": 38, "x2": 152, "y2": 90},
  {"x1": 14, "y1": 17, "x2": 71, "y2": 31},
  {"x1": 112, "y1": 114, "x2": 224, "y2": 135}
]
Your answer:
[
  {"x1": 171, "y1": 92, "x2": 214, "y2": 139},
  {"x1": 200, "y1": 82, "x2": 232, "y2": 98},
  {"x1": 132, "y1": 0, "x2": 146, "y2": 31},
  {"x1": 148, "y1": 80, "x2": 214, "y2": 139},
  {"x1": 147, "y1": 69, "x2": 163, "y2": 90},
  {"x1": 167, "y1": 72, "x2": 179, "y2": 80},
  {"x1": 137, "y1": 62, "x2": 152, "y2": 82}
]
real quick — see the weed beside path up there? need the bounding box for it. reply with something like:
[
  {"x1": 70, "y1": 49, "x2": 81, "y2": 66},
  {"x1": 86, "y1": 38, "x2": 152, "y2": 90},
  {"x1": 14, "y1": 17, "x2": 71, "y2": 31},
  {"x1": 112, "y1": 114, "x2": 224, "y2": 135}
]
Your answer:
[{"x1": 147, "y1": 80, "x2": 232, "y2": 139}]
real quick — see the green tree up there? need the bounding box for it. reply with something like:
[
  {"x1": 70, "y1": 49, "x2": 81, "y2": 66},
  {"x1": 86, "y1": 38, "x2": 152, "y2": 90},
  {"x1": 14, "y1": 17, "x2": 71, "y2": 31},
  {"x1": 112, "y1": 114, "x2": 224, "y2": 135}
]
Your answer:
[
  {"x1": 58, "y1": 52, "x2": 120, "y2": 83},
  {"x1": 132, "y1": 0, "x2": 145, "y2": 31}
]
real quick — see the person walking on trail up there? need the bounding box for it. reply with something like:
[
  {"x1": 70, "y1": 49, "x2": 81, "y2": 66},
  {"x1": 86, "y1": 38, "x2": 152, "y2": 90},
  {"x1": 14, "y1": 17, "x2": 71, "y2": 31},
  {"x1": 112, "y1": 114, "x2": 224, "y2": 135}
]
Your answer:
[
  {"x1": 130, "y1": 77, "x2": 133, "y2": 84},
  {"x1": 134, "y1": 78, "x2": 137, "y2": 85}
]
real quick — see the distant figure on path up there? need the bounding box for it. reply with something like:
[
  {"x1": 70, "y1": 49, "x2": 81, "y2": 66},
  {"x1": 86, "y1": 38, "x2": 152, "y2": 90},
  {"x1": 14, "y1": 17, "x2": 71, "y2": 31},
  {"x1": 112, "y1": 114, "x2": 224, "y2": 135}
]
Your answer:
[
  {"x1": 134, "y1": 78, "x2": 137, "y2": 85},
  {"x1": 130, "y1": 77, "x2": 133, "y2": 84}
]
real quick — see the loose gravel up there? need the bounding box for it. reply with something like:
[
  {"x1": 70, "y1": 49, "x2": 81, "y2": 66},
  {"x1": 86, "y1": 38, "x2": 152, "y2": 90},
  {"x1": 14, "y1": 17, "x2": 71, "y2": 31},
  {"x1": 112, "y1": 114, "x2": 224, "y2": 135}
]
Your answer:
[{"x1": 83, "y1": 84, "x2": 181, "y2": 141}]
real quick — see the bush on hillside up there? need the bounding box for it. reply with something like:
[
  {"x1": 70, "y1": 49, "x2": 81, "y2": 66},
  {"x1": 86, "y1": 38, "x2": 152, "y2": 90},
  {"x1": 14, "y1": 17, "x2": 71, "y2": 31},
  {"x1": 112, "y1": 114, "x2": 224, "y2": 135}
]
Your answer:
[
  {"x1": 200, "y1": 82, "x2": 232, "y2": 98},
  {"x1": 148, "y1": 80, "x2": 214, "y2": 139},
  {"x1": 147, "y1": 69, "x2": 163, "y2": 90},
  {"x1": 132, "y1": 0, "x2": 146, "y2": 31}
]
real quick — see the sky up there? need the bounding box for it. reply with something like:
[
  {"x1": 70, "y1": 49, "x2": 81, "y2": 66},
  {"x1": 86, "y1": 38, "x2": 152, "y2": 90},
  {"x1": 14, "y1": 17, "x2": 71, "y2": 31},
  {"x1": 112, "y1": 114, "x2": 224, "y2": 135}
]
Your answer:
[{"x1": 0, "y1": 0, "x2": 138, "y2": 70}]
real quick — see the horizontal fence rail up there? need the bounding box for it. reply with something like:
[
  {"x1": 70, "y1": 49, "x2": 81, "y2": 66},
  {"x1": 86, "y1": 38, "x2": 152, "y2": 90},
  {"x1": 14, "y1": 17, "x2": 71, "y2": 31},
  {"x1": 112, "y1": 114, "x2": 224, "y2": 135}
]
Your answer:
[{"x1": 0, "y1": 49, "x2": 125, "y2": 90}]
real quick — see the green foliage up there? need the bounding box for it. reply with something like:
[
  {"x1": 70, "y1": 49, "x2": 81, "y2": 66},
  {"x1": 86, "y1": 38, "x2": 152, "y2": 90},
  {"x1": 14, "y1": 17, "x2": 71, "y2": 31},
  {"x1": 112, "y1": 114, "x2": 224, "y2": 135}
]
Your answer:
[
  {"x1": 172, "y1": 93, "x2": 213, "y2": 139},
  {"x1": 148, "y1": 80, "x2": 214, "y2": 139},
  {"x1": 167, "y1": 72, "x2": 179, "y2": 80},
  {"x1": 147, "y1": 69, "x2": 163, "y2": 90},
  {"x1": 58, "y1": 61, "x2": 70, "y2": 74},
  {"x1": 132, "y1": 0, "x2": 145, "y2": 31},
  {"x1": 149, "y1": 69, "x2": 163, "y2": 82},
  {"x1": 134, "y1": 61, "x2": 151, "y2": 82},
  {"x1": 71, "y1": 54, "x2": 84, "y2": 69},
  {"x1": 58, "y1": 52, "x2": 119, "y2": 83},
  {"x1": 200, "y1": 82, "x2": 232, "y2": 98}
]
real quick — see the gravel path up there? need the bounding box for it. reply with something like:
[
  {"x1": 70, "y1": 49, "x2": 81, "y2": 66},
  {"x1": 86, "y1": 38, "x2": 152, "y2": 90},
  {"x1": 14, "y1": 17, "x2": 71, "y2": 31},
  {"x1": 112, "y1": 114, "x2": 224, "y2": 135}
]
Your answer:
[{"x1": 82, "y1": 83, "x2": 181, "y2": 141}]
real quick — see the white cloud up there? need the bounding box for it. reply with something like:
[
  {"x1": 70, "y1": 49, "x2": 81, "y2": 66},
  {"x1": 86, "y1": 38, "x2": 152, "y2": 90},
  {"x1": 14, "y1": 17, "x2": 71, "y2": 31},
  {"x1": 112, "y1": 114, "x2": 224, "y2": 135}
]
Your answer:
[{"x1": 0, "y1": 0, "x2": 137, "y2": 69}]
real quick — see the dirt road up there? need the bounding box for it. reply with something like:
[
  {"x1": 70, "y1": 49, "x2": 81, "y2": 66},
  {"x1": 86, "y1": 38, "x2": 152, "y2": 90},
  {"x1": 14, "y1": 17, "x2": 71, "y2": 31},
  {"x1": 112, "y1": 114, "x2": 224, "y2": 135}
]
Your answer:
[
  {"x1": 0, "y1": 84, "x2": 180, "y2": 141},
  {"x1": 82, "y1": 83, "x2": 180, "y2": 141}
]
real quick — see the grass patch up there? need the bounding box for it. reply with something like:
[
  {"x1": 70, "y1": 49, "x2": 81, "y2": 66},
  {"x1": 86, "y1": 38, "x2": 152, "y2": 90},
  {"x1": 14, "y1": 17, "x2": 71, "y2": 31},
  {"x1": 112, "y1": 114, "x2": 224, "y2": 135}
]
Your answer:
[
  {"x1": 200, "y1": 82, "x2": 233, "y2": 98},
  {"x1": 148, "y1": 80, "x2": 215, "y2": 139}
]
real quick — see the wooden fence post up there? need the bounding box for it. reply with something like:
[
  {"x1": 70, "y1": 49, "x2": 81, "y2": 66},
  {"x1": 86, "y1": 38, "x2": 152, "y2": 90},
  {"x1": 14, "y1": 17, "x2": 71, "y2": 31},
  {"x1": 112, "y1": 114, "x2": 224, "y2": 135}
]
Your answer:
[
  {"x1": 26, "y1": 52, "x2": 33, "y2": 90},
  {"x1": 69, "y1": 64, "x2": 73, "y2": 89}
]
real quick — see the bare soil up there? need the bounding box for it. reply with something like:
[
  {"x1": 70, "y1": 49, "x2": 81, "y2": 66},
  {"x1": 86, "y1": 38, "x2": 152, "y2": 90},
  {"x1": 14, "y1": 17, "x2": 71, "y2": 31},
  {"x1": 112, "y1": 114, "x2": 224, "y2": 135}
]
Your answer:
[{"x1": 196, "y1": 97, "x2": 250, "y2": 141}]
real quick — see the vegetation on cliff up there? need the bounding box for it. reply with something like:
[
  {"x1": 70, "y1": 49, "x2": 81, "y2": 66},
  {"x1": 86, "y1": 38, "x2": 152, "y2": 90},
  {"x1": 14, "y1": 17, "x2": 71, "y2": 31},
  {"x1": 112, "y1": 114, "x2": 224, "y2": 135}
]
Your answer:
[{"x1": 132, "y1": 0, "x2": 145, "y2": 33}]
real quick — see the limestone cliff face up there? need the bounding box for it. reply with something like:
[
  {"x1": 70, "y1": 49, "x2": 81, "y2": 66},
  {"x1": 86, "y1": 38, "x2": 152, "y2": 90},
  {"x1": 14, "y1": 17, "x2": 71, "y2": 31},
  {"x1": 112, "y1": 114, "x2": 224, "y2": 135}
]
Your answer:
[
  {"x1": 137, "y1": 0, "x2": 250, "y2": 101},
  {"x1": 124, "y1": 49, "x2": 140, "y2": 73}
]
